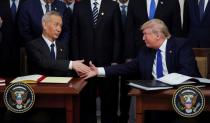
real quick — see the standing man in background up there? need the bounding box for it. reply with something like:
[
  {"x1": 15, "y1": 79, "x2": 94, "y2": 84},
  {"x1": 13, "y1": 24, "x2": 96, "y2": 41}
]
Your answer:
[
  {"x1": 0, "y1": 0, "x2": 26, "y2": 77},
  {"x1": 64, "y1": 0, "x2": 75, "y2": 12},
  {"x1": 18, "y1": 0, "x2": 70, "y2": 44},
  {"x1": 124, "y1": 0, "x2": 182, "y2": 61},
  {"x1": 184, "y1": 0, "x2": 210, "y2": 47},
  {"x1": 117, "y1": 0, "x2": 131, "y2": 123},
  {"x1": 71, "y1": 0, "x2": 122, "y2": 123}
]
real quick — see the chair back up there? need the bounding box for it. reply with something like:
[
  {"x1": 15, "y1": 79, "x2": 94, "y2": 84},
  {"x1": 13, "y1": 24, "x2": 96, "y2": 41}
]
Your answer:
[{"x1": 193, "y1": 48, "x2": 210, "y2": 78}]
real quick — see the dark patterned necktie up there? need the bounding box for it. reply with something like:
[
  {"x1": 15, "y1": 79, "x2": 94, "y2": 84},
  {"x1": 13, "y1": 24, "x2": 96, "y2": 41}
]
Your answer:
[
  {"x1": 50, "y1": 43, "x2": 55, "y2": 60},
  {"x1": 199, "y1": 0, "x2": 205, "y2": 20},
  {"x1": 121, "y1": 5, "x2": 127, "y2": 26},
  {"x1": 92, "y1": 0, "x2": 99, "y2": 25},
  {"x1": 45, "y1": 3, "x2": 50, "y2": 12},
  {"x1": 11, "y1": 0, "x2": 16, "y2": 21}
]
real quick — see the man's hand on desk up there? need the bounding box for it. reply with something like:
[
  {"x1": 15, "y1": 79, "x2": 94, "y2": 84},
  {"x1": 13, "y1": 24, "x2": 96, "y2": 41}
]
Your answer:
[{"x1": 72, "y1": 60, "x2": 91, "y2": 77}]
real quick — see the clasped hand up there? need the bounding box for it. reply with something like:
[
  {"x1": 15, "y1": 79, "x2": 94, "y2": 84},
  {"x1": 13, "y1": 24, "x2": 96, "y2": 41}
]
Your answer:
[{"x1": 72, "y1": 60, "x2": 98, "y2": 79}]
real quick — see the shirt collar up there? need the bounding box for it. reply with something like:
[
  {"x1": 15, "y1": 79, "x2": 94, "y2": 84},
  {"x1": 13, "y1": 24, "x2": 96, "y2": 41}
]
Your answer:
[
  {"x1": 119, "y1": 0, "x2": 129, "y2": 7},
  {"x1": 91, "y1": 0, "x2": 102, "y2": 7},
  {"x1": 40, "y1": 0, "x2": 52, "y2": 6},
  {"x1": 158, "y1": 38, "x2": 167, "y2": 53},
  {"x1": 42, "y1": 34, "x2": 56, "y2": 47}
]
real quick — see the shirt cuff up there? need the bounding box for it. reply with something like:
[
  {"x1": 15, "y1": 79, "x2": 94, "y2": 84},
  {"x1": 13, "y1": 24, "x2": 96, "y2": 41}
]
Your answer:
[
  {"x1": 97, "y1": 67, "x2": 105, "y2": 77},
  {"x1": 69, "y1": 61, "x2": 73, "y2": 70}
]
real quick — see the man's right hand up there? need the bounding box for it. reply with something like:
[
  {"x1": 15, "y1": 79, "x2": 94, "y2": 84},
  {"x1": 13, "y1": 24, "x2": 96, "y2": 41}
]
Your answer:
[
  {"x1": 82, "y1": 61, "x2": 98, "y2": 79},
  {"x1": 72, "y1": 60, "x2": 91, "y2": 77}
]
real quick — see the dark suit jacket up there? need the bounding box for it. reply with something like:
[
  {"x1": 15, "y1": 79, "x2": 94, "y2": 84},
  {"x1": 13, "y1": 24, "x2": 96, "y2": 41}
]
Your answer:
[
  {"x1": 124, "y1": 0, "x2": 182, "y2": 59},
  {"x1": 18, "y1": 0, "x2": 70, "y2": 44},
  {"x1": 26, "y1": 37, "x2": 71, "y2": 76},
  {"x1": 0, "y1": 31, "x2": 2, "y2": 44},
  {"x1": 184, "y1": 0, "x2": 210, "y2": 48},
  {"x1": 105, "y1": 37, "x2": 201, "y2": 79},
  {"x1": 71, "y1": 0, "x2": 122, "y2": 66},
  {"x1": 0, "y1": 0, "x2": 25, "y2": 76}
]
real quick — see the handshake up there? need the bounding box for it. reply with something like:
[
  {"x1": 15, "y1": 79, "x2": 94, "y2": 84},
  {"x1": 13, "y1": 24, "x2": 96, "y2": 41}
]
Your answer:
[{"x1": 71, "y1": 60, "x2": 99, "y2": 79}]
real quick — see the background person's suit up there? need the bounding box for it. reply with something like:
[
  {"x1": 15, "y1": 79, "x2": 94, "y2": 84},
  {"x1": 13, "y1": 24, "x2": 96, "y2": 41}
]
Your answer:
[
  {"x1": 0, "y1": 0, "x2": 26, "y2": 77},
  {"x1": 124, "y1": 0, "x2": 182, "y2": 59},
  {"x1": 184, "y1": 0, "x2": 210, "y2": 48},
  {"x1": 18, "y1": 0, "x2": 70, "y2": 44},
  {"x1": 71, "y1": 0, "x2": 122, "y2": 123}
]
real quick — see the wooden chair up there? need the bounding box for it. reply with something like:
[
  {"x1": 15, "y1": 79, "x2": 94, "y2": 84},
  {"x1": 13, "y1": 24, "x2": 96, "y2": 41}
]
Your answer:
[{"x1": 193, "y1": 48, "x2": 210, "y2": 78}]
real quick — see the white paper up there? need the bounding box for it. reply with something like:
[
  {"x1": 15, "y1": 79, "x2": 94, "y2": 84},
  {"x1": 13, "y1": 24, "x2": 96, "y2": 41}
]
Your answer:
[
  {"x1": 40, "y1": 77, "x2": 72, "y2": 84},
  {"x1": 195, "y1": 77, "x2": 210, "y2": 83},
  {"x1": 157, "y1": 73, "x2": 193, "y2": 85},
  {"x1": 10, "y1": 74, "x2": 43, "y2": 83}
]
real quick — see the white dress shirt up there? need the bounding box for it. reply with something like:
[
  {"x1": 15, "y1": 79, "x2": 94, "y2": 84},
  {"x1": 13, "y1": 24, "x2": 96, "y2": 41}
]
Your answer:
[
  {"x1": 40, "y1": 0, "x2": 52, "y2": 14},
  {"x1": 91, "y1": 0, "x2": 102, "y2": 12},
  {"x1": 198, "y1": 0, "x2": 209, "y2": 11},
  {"x1": 119, "y1": 1, "x2": 129, "y2": 16},
  {"x1": 152, "y1": 39, "x2": 169, "y2": 79},
  {"x1": 10, "y1": 0, "x2": 20, "y2": 10},
  {"x1": 66, "y1": 2, "x2": 75, "y2": 11}
]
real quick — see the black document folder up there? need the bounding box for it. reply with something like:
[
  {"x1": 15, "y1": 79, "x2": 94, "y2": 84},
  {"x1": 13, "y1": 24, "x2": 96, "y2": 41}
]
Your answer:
[{"x1": 128, "y1": 80, "x2": 173, "y2": 91}]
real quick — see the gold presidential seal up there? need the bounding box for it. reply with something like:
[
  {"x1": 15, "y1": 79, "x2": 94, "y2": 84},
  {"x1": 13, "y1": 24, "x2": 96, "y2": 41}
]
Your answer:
[
  {"x1": 172, "y1": 85, "x2": 205, "y2": 118},
  {"x1": 3, "y1": 82, "x2": 35, "y2": 113}
]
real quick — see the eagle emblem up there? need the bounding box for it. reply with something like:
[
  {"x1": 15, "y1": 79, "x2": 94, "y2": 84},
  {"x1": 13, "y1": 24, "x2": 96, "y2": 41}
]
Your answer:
[
  {"x1": 4, "y1": 82, "x2": 35, "y2": 113},
  {"x1": 172, "y1": 85, "x2": 205, "y2": 118}
]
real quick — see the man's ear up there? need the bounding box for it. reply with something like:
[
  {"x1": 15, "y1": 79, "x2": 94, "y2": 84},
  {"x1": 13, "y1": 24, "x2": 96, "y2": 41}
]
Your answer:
[{"x1": 42, "y1": 22, "x2": 47, "y2": 30}]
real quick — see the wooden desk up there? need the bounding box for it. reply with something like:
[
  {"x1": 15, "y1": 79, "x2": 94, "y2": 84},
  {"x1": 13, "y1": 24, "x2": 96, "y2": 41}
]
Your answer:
[
  {"x1": 0, "y1": 78, "x2": 87, "y2": 123},
  {"x1": 129, "y1": 87, "x2": 210, "y2": 123}
]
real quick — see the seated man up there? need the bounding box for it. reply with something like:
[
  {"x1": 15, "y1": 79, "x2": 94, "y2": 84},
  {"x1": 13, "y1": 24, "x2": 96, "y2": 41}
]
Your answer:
[
  {"x1": 84, "y1": 19, "x2": 201, "y2": 123},
  {"x1": 4, "y1": 11, "x2": 90, "y2": 123},
  {"x1": 26, "y1": 11, "x2": 90, "y2": 76},
  {"x1": 85, "y1": 19, "x2": 200, "y2": 79}
]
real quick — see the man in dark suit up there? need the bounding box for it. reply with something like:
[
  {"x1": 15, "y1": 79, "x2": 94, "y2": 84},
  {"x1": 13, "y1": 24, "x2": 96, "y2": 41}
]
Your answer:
[
  {"x1": 117, "y1": 0, "x2": 131, "y2": 123},
  {"x1": 71, "y1": 0, "x2": 122, "y2": 123},
  {"x1": 18, "y1": 0, "x2": 70, "y2": 44},
  {"x1": 84, "y1": 19, "x2": 201, "y2": 123},
  {"x1": 184, "y1": 0, "x2": 210, "y2": 48},
  {"x1": 26, "y1": 11, "x2": 90, "y2": 77},
  {"x1": 0, "y1": 0, "x2": 26, "y2": 77},
  {"x1": 124, "y1": 0, "x2": 182, "y2": 61}
]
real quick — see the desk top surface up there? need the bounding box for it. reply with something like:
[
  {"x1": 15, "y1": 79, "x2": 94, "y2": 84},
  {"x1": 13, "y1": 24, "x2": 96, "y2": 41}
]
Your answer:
[{"x1": 0, "y1": 78, "x2": 87, "y2": 95}]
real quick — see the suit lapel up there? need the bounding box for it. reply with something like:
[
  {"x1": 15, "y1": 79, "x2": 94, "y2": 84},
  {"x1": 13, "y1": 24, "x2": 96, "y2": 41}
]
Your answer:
[
  {"x1": 84, "y1": 0, "x2": 94, "y2": 26},
  {"x1": 192, "y1": 0, "x2": 201, "y2": 22},
  {"x1": 39, "y1": 38, "x2": 51, "y2": 58},
  {"x1": 56, "y1": 42, "x2": 64, "y2": 60},
  {"x1": 155, "y1": 0, "x2": 165, "y2": 18},
  {"x1": 202, "y1": 0, "x2": 210, "y2": 21},
  {"x1": 95, "y1": 0, "x2": 110, "y2": 27},
  {"x1": 165, "y1": 38, "x2": 175, "y2": 73},
  {"x1": 146, "y1": 49, "x2": 156, "y2": 78},
  {"x1": 36, "y1": 0, "x2": 44, "y2": 18}
]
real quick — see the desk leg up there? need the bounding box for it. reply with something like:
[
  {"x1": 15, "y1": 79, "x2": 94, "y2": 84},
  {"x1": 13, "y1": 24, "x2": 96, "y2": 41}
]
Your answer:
[
  {"x1": 136, "y1": 96, "x2": 144, "y2": 123},
  {"x1": 65, "y1": 96, "x2": 73, "y2": 123}
]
